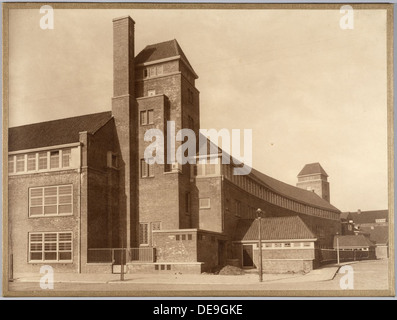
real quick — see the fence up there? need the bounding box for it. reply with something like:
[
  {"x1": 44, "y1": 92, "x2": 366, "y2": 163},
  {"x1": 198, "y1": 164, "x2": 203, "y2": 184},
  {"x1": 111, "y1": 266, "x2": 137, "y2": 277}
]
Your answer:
[
  {"x1": 87, "y1": 247, "x2": 156, "y2": 264},
  {"x1": 317, "y1": 248, "x2": 375, "y2": 264}
]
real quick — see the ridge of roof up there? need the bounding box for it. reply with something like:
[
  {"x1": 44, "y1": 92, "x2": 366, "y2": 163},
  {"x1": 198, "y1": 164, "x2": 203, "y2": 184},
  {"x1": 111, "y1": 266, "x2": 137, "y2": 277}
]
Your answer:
[
  {"x1": 9, "y1": 111, "x2": 112, "y2": 152},
  {"x1": 234, "y1": 216, "x2": 316, "y2": 241}
]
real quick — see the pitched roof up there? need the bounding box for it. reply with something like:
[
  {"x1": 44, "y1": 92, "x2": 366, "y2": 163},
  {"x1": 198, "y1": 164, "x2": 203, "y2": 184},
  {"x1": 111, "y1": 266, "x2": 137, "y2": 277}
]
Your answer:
[
  {"x1": 297, "y1": 162, "x2": 328, "y2": 177},
  {"x1": 359, "y1": 226, "x2": 389, "y2": 245},
  {"x1": 135, "y1": 39, "x2": 197, "y2": 76},
  {"x1": 345, "y1": 210, "x2": 388, "y2": 224},
  {"x1": 333, "y1": 235, "x2": 375, "y2": 249},
  {"x1": 198, "y1": 136, "x2": 340, "y2": 212},
  {"x1": 9, "y1": 111, "x2": 112, "y2": 151},
  {"x1": 234, "y1": 216, "x2": 316, "y2": 241},
  {"x1": 250, "y1": 168, "x2": 339, "y2": 212}
]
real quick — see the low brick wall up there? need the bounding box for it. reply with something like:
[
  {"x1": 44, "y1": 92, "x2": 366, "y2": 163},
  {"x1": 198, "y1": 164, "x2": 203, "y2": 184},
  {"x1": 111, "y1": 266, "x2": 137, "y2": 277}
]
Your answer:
[
  {"x1": 127, "y1": 262, "x2": 203, "y2": 274},
  {"x1": 83, "y1": 263, "x2": 113, "y2": 274}
]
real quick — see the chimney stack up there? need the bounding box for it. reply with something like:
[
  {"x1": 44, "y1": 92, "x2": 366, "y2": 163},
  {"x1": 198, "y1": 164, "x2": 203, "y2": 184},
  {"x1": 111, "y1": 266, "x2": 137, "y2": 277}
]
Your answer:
[{"x1": 112, "y1": 16, "x2": 137, "y2": 249}]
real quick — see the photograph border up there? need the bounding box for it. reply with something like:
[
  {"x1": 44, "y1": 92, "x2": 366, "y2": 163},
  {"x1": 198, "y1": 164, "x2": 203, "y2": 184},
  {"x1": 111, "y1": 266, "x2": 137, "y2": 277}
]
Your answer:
[{"x1": 2, "y1": 1, "x2": 395, "y2": 298}]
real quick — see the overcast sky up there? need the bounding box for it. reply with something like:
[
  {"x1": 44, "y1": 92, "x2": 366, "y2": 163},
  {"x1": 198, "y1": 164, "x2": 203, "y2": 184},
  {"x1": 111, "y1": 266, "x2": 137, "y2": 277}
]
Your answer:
[{"x1": 8, "y1": 8, "x2": 389, "y2": 212}]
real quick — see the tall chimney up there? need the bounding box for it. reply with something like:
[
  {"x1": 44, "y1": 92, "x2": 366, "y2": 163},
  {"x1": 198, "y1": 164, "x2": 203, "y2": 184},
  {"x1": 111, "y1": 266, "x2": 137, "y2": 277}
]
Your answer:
[{"x1": 112, "y1": 16, "x2": 137, "y2": 249}]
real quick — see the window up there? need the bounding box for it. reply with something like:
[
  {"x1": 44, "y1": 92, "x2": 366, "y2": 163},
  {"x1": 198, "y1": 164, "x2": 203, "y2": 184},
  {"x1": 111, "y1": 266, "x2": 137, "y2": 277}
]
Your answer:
[
  {"x1": 199, "y1": 198, "x2": 211, "y2": 209},
  {"x1": 265, "y1": 243, "x2": 272, "y2": 248},
  {"x1": 140, "y1": 159, "x2": 154, "y2": 178},
  {"x1": 139, "y1": 223, "x2": 149, "y2": 245},
  {"x1": 176, "y1": 235, "x2": 180, "y2": 241},
  {"x1": 148, "y1": 89, "x2": 156, "y2": 97},
  {"x1": 292, "y1": 242, "x2": 301, "y2": 248},
  {"x1": 375, "y1": 218, "x2": 386, "y2": 223},
  {"x1": 235, "y1": 200, "x2": 241, "y2": 217},
  {"x1": 185, "y1": 192, "x2": 191, "y2": 215},
  {"x1": 144, "y1": 65, "x2": 163, "y2": 78},
  {"x1": 29, "y1": 232, "x2": 72, "y2": 262},
  {"x1": 62, "y1": 149, "x2": 71, "y2": 167},
  {"x1": 182, "y1": 235, "x2": 186, "y2": 241},
  {"x1": 274, "y1": 243, "x2": 282, "y2": 248},
  {"x1": 166, "y1": 264, "x2": 171, "y2": 270},
  {"x1": 8, "y1": 156, "x2": 14, "y2": 174},
  {"x1": 140, "y1": 109, "x2": 154, "y2": 125},
  {"x1": 50, "y1": 151, "x2": 60, "y2": 169},
  {"x1": 303, "y1": 242, "x2": 311, "y2": 247},
  {"x1": 152, "y1": 221, "x2": 161, "y2": 231},
  {"x1": 188, "y1": 234, "x2": 192, "y2": 240},
  {"x1": 16, "y1": 155, "x2": 25, "y2": 172},
  {"x1": 284, "y1": 243, "x2": 291, "y2": 248},
  {"x1": 29, "y1": 185, "x2": 73, "y2": 217},
  {"x1": 27, "y1": 153, "x2": 36, "y2": 171},
  {"x1": 39, "y1": 152, "x2": 47, "y2": 170}
]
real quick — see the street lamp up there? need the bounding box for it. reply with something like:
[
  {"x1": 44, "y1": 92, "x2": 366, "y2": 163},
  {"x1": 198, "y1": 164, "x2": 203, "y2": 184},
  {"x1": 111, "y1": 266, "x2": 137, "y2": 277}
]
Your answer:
[{"x1": 256, "y1": 208, "x2": 264, "y2": 282}]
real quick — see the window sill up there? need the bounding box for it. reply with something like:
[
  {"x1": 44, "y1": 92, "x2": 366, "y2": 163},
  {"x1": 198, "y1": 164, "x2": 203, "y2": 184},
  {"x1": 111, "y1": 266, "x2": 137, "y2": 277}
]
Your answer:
[{"x1": 29, "y1": 214, "x2": 73, "y2": 218}]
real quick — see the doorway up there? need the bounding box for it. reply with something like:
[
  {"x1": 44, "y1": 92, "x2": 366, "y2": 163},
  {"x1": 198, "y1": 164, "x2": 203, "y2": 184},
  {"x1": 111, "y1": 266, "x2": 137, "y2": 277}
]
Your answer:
[{"x1": 242, "y1": 244, "x2": 254, "y2": 268}]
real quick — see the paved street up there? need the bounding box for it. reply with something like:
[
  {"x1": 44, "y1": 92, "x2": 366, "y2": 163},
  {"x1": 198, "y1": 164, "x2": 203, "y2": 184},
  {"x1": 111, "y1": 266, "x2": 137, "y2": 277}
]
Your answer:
[{"x1": 5, "y1": 259, "x2": 392, "y2": 296}]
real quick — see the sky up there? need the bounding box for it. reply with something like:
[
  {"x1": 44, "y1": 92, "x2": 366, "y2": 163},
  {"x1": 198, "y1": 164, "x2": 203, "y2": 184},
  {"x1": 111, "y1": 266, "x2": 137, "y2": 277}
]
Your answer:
[{"x1": 7, "y1": 7, "x2": 389, "y2": 212}]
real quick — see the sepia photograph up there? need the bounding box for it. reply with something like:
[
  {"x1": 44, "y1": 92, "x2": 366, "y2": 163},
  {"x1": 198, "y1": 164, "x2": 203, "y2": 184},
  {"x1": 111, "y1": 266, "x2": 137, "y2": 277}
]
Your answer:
[{"x1": 2, "y1": 3, "x2": 394, "y2": 297}]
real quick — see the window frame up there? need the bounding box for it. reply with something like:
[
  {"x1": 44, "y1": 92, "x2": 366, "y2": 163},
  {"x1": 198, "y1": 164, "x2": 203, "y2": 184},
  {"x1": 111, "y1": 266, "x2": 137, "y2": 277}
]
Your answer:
[
  {"x1": 29, "y1": 184, "x2": 73, "y2": 218},
  {"x1": 199, "y1": 198, "x2": 211, "y2": 209},
  {"x1": 28, "y1": 231, "x2": 73, "y2": 263}
]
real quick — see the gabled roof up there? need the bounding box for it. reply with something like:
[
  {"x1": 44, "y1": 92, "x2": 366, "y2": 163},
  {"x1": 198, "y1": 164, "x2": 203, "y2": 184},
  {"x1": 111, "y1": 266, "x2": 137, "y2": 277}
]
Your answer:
[
  {"x1": 345, "y1": 210, "x2": 388, "y2": 224},
  {"x1": 135, "y1": 39, "x2": 197, "y2": 77},
  {"x1": 9, "y1": 111, "x2": 112, "y2": 152},
  {"x1": 234, "y1": 216, "x2": 316, "y2": 241},
  {"x1": 297, "y1": 162, "x2": 328, "y2": 177},
  {"x1": 333, "y1": 235, "x2": 375, "y2": 249},
  {"x1": 359, "y1": 226, "x2": 389, "y2": 245}
]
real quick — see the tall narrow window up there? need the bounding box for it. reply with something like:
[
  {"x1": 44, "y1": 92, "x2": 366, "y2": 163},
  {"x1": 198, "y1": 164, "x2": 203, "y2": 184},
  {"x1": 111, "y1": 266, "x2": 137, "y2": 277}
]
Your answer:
[
  {"x1": 39, "y1": 152, "x2": 48, "y2": 170},
  {"x1": 235, "y1": 200, "x2": 241, "y2": 217},
  {"x1": 139, "y1": 223, "x2": 149, "y2": 245},
  {"x1": 62, "y1": 149, "x2": 71, "y2": 167},
  {"x1": 147, "y1": 110, "x2": 154, "y2": 124},
  {"x1": 27, "y1": 153, "x2": 36, "y2": 171},
  {"x1": 140, "y1": 111, "x2": 147, "y2": 125},
  {"x1": 185, "y1": 192, "x2": 191, "y2": 215},
  {"x1": 8, "y1": 156, "x2": 14, "y2": 174},
  {"x1": 16, "y1": 155, "x2": 25, "y2": 172},
  {"x1": 50, "y1": 151, "x2": 59, "y2": 169}
]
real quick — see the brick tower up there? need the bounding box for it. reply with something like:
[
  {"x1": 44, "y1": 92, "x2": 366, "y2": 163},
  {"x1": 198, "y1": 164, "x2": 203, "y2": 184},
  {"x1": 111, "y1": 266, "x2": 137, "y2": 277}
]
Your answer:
[{"x1": 296, "y1": 162, "x2": 330, "y2": 202}]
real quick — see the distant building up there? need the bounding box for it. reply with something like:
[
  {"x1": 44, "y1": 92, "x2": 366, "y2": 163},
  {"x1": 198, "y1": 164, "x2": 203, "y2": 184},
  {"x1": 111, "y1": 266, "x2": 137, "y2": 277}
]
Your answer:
[
  {"x1": 342, "y1": 210, "x2": 389, "y2": 259},
  {"x1": 333, "y1": 235, "x2": 376, "y2": 260},
  {"x1": 296, "y1": 163, "x2": 330, "y2": 203}
]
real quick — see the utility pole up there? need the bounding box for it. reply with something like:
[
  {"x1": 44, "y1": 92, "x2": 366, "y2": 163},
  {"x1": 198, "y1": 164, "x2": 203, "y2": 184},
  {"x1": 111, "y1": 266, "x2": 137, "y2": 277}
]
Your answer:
[
  {"x1": 336, "y1": 233, "x2": 340, "y2": 265},
  {"x1": 256, "y1": 208, "x2": 264, "y2": 282}
]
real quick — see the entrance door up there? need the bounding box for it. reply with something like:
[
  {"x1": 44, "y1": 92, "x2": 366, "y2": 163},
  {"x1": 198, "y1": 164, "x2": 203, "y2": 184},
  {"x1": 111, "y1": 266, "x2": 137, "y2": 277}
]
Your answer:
[{"x1": 242, "y1": 245, "x2": 254, "y2": 268}]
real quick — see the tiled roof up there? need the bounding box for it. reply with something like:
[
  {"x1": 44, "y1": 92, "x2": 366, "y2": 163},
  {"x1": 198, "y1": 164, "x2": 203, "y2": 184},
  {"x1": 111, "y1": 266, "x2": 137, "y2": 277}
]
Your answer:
[
  {"x1": 234, "y1": 216, "x2": 316, "y2": 241},
  {"x1": 297, "y1": 162, "x2": 328, "y2": 177},
  {"x1": 250, "y1": 168, "x2": 340, "y2": 212},
  {"x1": 345, "y1": 210, "x2": 388, "y2": 224},
  {"x1": 359, "y1": 226, "x2": 389, "y2": 245},
  {"x1": 333, "y1": 235, "x2": 375, "y2": 249},
  {"x1": 135, "y1": 39, "x2": 196, "y2": 76},
  {"x1": 9, "y1": 111, "x2": 112, "y2": 151},
  {"x1": 199, "y1": 136, "x2": 340, "y2": 212}
]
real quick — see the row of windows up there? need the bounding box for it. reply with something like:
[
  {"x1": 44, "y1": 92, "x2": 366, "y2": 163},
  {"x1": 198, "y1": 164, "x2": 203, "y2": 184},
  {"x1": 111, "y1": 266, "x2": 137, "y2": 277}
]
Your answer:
[
  {"x1": 155, "y1": 264, "x2": 171, "y2": 271},
  {"x1": 175, "y1": 234, "x2": 193, "y2": 241},
  {"x1": 29, "y1": 232, "x2": 72, "y2": 262},
  {"x1": 9, "y1": 148, "x2": 72, "y2": 174},
  {"x1": 223, "y1": 165, "x2": 337, "y2": 220},
  {"x1": 29, "y1": 185, "x2": 73, "y2": 217},
  {"x1": 257, "y1": 242, "x2": 313, "y2": 249},
  {"x1": 143, "y1": 65, "x2": 163, "y2": 79},
  {"x1": 140, "y1": 109, "x2": 154, "y2": 125}
]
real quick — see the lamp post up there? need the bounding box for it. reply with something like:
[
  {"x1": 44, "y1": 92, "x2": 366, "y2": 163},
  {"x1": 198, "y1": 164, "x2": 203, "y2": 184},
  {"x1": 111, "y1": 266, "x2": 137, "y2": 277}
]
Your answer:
[
  {"x1": 256, "y1": 208, "x2": 264, "y2": 282},
  {"x1": 336, "y1": 232, "x2": 340, "y2": 266}
]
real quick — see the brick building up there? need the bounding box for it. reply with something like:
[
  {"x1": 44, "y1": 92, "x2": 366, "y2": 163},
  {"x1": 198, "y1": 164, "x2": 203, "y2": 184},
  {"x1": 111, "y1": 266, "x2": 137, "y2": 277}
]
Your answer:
[{"x1": 8, "y1": 16, "x2": 341, "y2": 276}]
